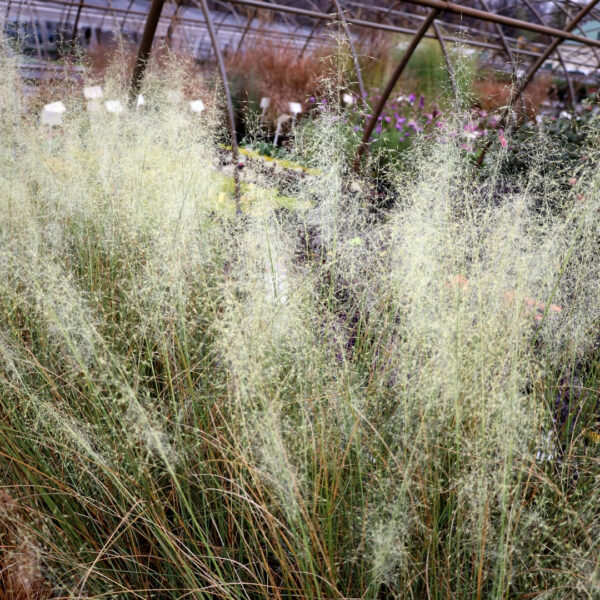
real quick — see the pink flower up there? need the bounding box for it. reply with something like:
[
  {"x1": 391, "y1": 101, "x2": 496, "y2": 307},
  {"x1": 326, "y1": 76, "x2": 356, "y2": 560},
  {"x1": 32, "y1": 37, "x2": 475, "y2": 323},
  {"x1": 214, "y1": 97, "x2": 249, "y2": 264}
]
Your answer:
[{"x1": 499, "y1": 129, "x2": 508, "y2": 148}]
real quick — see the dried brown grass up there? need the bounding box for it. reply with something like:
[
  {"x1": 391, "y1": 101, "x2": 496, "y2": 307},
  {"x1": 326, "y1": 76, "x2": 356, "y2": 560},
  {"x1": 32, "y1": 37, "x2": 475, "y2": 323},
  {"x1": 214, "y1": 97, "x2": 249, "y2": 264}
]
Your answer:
[
  {"x1": 225, "y1": 40, "x2": 328, "y2": 118},
  {"x1": 474, "y1": 72, "x2": 554, "y2": 117},
  {"x1": 0, "y1": 492, "x2": 50, "y2": 600}
]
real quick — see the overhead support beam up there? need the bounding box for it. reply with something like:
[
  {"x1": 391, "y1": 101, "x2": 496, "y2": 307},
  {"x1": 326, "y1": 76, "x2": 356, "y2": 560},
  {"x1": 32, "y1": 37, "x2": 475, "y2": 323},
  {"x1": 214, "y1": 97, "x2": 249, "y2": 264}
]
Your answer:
[
  {"x1": 224, "y1": 0, "x2": 600, "y2": 48},
  {"x1": 400, "y1": 0, "x2": 600, "y2": 47},
  {"x1": 129, "y1": 0, "x2": 166, "y2": 101},
  {"x1": 477, "y1": 0, "x2": 600, "y2": 166}
]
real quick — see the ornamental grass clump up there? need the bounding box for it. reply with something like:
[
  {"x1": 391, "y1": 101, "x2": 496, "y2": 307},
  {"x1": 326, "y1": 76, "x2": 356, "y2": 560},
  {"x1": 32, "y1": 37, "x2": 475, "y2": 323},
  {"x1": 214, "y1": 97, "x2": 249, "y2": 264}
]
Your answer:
[{"x1": 0, "y1": 38, "x2": 600, "y2": 599}]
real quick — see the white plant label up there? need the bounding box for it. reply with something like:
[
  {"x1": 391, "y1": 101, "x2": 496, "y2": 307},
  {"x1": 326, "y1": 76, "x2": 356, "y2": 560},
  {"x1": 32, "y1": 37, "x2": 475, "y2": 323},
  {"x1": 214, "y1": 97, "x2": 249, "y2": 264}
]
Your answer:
[
  {"x1": 105, "y1": 100, "x2": 124, "y2": 114},
  {"x1": 343, "y1": 93, "x2": 354, "y2": 106},
  {"x1": 260, "y1": 97, "x2": 270, "y2": 109},
  {"x1": 189, "y1": 100, "x2": 205, "y2": 114},
  {"x1": 288, "y1": 102, "x2": 302, "y2": 115},
  {"x1": 83, "y1": 85, "x2": 103, "y2": 100},
  {"x1": 137, "y1": 94, "x2": 145, "y2": 108},
  {"x1": 41, "y1": 101, "x2": 66, "y2": 126}
]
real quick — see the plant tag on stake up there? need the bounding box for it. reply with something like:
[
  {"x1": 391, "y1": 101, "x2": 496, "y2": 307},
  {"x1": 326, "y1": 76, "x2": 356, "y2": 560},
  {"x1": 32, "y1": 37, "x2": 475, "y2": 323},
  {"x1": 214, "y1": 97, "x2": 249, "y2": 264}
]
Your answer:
[
  {"x1": 289, "y1": 102, "x2": 302, "y2": 118},
  {"x1": 41, "y1": 101, "x2": 66, "y2": 126},
  {"x1": 105, "y1": 100, "x2": 124, "y2": 114},
  {"x1": 136, "y1": 94, "x2": 145, "y2": 109},
  {"x1": 83, "y1": 85, "x2": 103, "y2": 100},
  {"x1": 273, "y1": 114, "x2": 292, "y2": 147},
  {"x1": 259, "y1": 97, "x2": 270, "y2": 129},
  {"x1": 189, "y1": 100, "x2": 205, "y2": 114}
]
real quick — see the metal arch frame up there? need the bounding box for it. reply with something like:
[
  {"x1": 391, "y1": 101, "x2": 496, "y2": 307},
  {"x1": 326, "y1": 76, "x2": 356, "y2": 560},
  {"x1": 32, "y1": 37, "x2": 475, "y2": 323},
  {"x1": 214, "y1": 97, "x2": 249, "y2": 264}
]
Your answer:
[
  {"x1": 298, "y1": 1, "x2": 332, "y2": 58},
  {"x1": 341, "y1": 1, "x2": 599, "y2": 73},
  {"x1": 368, "y1": 3, "x2": 460, "y2": 104},
  {"x1": 219, "y1": 0, "x2": 600, "y2": 47},
  {"x1": 520, "y1": 0, "x2": 577, "y2": 107},
  {"x1": 432, "y1": 19, "x2": 458, "y2": 100},
  {"x1": 477, "y1": 0, "x2": 600, "y2": 167},
  {"x1": 14, "y1": 0, "x2": 600, "y2": 192},
  {"x1": 512, "y1": 0, "x2": 600, "y2": 102},
  {"x1": 550, "y1": 0, "x2": 600, "y2": 72},
  {"x1": 234, "y1": 7, "x2": 256, "y2": 54},
  {"x1": 477, "y1": 0, "x2": 518, "y2": 75},
  {"x1": 16, "y1": 0, "x2": 600, "y2": 60}
]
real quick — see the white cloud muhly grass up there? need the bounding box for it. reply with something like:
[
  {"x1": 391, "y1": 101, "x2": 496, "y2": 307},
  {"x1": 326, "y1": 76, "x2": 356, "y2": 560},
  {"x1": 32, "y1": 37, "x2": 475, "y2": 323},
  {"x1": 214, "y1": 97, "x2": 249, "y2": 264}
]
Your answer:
[{"x1": 1, "y1": 37, "x2": 600, "y2": 598}]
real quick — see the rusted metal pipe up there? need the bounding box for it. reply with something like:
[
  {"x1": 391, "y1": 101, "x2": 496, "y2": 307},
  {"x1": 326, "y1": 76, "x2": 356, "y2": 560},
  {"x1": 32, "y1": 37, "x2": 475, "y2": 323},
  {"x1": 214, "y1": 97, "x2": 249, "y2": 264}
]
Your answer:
[
  {"x1": 478, "y1": 0, "x2": 517, "y2": 72},
  {"x1": 166, "y1": 0, "x2": 182, "y2": 46},
  {"x1": 198, "y1": 0, "x2": 241, "y2": 213},
  {"x1": 235, "y1": 7, "x2": 256, "y2": 54},
  {"x1": 353, "y1": 8, "x2": 441, "y2": 172},
  {"x1": 477, "y1": 0, "x2": 600, "y2": 167},
  {"x1": 521, "y1": 0, "x2": 576, "y2": 108},
  {"x1": 70, "y1": 0, "x2": 83, "y2": 45},
  {"x1": 299, "y1": 1, "x2": 332, "y2": 58},
  {"x1": 223, "y1": 0, "x2": 600, "y2": 48},
  {"x1": 129, "y1": 0, "x2": 166, "y2": 102}
]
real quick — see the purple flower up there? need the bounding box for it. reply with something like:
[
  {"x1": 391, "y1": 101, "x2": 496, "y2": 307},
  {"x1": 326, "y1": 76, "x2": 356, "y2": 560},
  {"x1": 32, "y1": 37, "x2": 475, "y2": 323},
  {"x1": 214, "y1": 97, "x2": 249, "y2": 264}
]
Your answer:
[
  {"x1": 375, "y1": 125, "x2": 382, "y2": 134},
  {"x1": 418, "y1": 95, "x2": 425, "y2": 110},
  {"x1": 309, "y1": 96, "x2": 316, "y2": 102},
  {"x1": 408, "y1": 93, "x2": 416, "y2": 105},
  {"x1": 384, "y1": 116, "x2": 391, "y2": 123}
]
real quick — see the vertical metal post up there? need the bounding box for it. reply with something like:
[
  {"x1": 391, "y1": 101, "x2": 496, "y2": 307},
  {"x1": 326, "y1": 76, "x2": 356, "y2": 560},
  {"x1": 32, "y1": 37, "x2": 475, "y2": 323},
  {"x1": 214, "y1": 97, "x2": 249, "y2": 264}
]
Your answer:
[
  {"x1": 166, "y1": 0, "x2": 183, "y2": 46},
  {"x1": 332, "y1": 0, "x2": 367, "y2": 110},
  {"x1": 432, "y1": 20, "x2": 458, "y2": 100},
  {"x1": 198, "y1": 0, "x2": 241, "y2": 213},
  {"x1": 70, "y1": 0, "x2": 84, "y2": 46},
  {"x1": 235, "y1": 8, "x2": 256, "y2": 54},
  {"x1": 129, "y1": 0, "x2": 166, "y2": 102}
]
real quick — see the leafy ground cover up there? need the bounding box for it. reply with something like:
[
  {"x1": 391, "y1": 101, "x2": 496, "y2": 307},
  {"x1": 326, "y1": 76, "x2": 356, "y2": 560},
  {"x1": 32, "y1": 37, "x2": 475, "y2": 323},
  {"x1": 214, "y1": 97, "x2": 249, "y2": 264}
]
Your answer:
[{"x1": 1, "y1": 43, "x2": 600, "y2": 600}]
